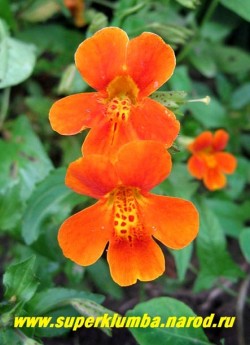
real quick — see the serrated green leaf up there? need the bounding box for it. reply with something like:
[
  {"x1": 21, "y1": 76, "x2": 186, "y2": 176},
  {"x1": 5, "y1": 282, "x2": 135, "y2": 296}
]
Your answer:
[
  {"x1": 3, "y1": 256, "x2": 39, "y2": 303},
  {"x1": 22, "y1": 168, "x2": 83, "y2": 245},
  {"x1": 220, "y1": 0, "x2": 250, "y2": 22},
  {"x1": 0, "y1": 37, "x2": 36, "y2": 89},
  {"x1": 194, "y1": 200, "x2": 243, "y2": 292},
  {"x1": 126, "y1": 297, "x2": 211, "y2": 345},
  {"x1": 239, "y1": 228, "x2": 250, "y2": 263}
]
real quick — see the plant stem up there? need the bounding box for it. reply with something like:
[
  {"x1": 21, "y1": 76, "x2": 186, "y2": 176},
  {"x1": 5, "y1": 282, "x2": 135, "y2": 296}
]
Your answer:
[
  {"x1": 201, "y1": 0, "x2": 220, "y2": 27},
  {"x1": 0, "y1": 87, "x2": 11, "y2": 130}
]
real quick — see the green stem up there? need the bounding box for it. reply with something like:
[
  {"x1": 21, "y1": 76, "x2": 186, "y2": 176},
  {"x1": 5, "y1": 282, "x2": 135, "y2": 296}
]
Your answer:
[
  {"x1": 201, "y1": 0, "x2": 220, "y2": 27},
  {"x1": 0, "y1": 87, "x2": 11, "y2": 130}
]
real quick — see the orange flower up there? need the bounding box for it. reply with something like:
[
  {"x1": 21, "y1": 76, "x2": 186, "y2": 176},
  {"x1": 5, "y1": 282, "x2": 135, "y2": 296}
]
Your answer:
[
  {"x1": 58, "y1": 141, "x2": 199, "y2": 286},
  {"x1": 64, "y1": 0, "x2": 85, "y2": 27},
  {"x1": 49, "y1": 27, "x2": 180, "y2": 159},
  {"x1": 187, "y1": 130, "x2": 237, "y2": 191}
]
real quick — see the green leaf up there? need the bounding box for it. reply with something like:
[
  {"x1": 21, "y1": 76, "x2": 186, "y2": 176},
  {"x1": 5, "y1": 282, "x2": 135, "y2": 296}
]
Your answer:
[
  {"x1": 20, "y1": 0, "x2": 60, "y2": 23},
  {"x1": 220, "y1": 0, "x2": 250, "y2": 22},
  {"x1": 0, "y1": 116, "x2": 53, "y2": 199},
  {"x1": 0, "y1": 0, "x2": 15, "y2": 29},
  {"x1": 168, "y1": 66, "x2": 192, "y2": 92},
  {"x1": 239, "y1": 228, "x2": 250, "y2": 263},
  {"x1": 71, "y1": 299, "x2": 114, "y2": 335},
  {"x1": 151, "y1": 91, "x2": 187, "y2": 110},
  {"x1": 22, "y1": 168, "x2": 83, "y2": 245},
  {"x1": 194, "y1": 200, "x2": 243, "y2": 292},
  {"x1": 0, "y1": 185, "x2": 24, "y2": 231},
  {"x1": 0, "y1": 37, "x2": 36, "y2": 89},
  {"x1": 206, "y1": 199, "x2": 247, "y2": 238},
  {"x1": 3, "y1": 256, "x2": 39, "y2": 303},
  {"x1": 187, "y1": 97, "x2": 227, "y2": 128},
  {"x1": 26, "y1": 288, "x2": 104, "y2": 315},
  {"x1": 126, "y1": 297, "x2": 211, "y2": 345},
  {"x1": 213, "y1": 45, "x2": 250, "y2": 74},
  {"x1": 189, "y1": 41, "x2": 217, "y2": 77},
  {"x1": 231, "y1": 83, "x2": 250, "y2": 109},
  {"x1": 154, "y1": 163, "x2": 198, "y2": 199},
  {"x1": 87, "y1": 259, "x2": 124, "y2": 300},
  {"x1": 171, "y1": 243, "x2": 193, "y2": 281},
  {"x1": 175, "y1": 0, "x2": 200, "y2": 9}
]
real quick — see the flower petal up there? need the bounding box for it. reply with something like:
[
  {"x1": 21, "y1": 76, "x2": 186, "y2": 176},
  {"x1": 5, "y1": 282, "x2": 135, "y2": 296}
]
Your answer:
[
  {"x1": 82, "y1": 117, "x2": 138, "y2": 159},
  {"x1": 115, "y1": 140, "x2": 172, "y2": 192},
  {"x1": 58, "y1": 200, "x2": 111, "y2": 266},
  {"x1": 203, "y1": 167, "x2": 226, "y2": 190},
  {"x1": 75, "y1": 27, "x2": 128, "y2": 91},
  {"x1": 107, "y1": 235, "x2": 165, "y2": 286},
  {"x1": 126, "y1": 32, "x2": 175, "y2": 98},
  {"x1": 49, "y1": 93, "x2": 105, "y2": 135},
  {"x1": 215, "y1": 152, "x2": 237, "y2": 174},
  {"x1": 188, "y1": 131, "x2": 213, "y2": 153},
  {"x1": 66, "y1": 155, "x2": 119, "y2": 198},
  {"x1": 213, "y1": 129, "x2": 229, "y2": 151},
  {"x1": 130, "y1": 98, "x2": 180, "y2": 148},
  {"x1": 140, "y1": 194, "x2": 199, "y2": 249},
  {"x1": 187, "y1": 155, "x2": 206, "y2": 179}
]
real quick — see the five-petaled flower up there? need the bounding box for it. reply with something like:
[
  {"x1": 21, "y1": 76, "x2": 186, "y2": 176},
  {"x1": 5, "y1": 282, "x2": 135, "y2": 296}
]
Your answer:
[
  {"x1": 187, "y1": 129, "x2": 237, "y2": 191},
  {"x1": 49, "y1": 27, "x2": 180, "y2": 159},
  {"x1": 59, "y1": 141, "x2": 199, "y2": 286}
]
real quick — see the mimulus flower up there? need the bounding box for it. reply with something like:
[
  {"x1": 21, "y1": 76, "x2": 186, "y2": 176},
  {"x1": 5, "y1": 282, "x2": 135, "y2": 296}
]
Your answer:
[
  {"x1": 64, "y1": 0, "x2": 85, "y2": 27},
  {"x1": 58, "y1": 141, "x2": 199, "y2": 286},
  {"x1": 187, "y1": 130, "x2": 237, "y2": 191},
  {"x1": 49, "y1": 27, "x2": 180, "y2": 159}
]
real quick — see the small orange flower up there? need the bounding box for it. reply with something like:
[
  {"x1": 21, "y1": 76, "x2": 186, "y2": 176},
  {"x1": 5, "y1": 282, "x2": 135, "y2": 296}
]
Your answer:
[
  {"x1": 64, "y1": 0, "x2": 85, "y2": 27},
  {"x1": 49, "y1": 27, "x2": 180, "y2": 159},
  {"x1": 58, "y1": 141, "x2": 199, "y2": 286},
  {"x1": 187, "y1": 130, "x2": 237, "y2": 191}
]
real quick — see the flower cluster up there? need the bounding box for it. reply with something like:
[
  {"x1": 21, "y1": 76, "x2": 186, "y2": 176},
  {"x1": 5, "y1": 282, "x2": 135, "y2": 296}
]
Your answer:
[{"x1": 49, "y1": 27, "x2": 199, "y2": 286}]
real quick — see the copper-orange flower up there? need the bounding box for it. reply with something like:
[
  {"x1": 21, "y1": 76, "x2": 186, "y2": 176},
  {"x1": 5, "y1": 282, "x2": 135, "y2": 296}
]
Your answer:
[
  {"x1": 64, "y1": 0, "x2": 85, "y2": 27},
  {"x1": 58, "y1": 141, "x2": 199, "y2": 286},
  {"x1": 49, "y1": 27, "x2": 180, "y2": 159},
  {"x1": 187, "y1": 130, "x2": 237, "y2": 191}
]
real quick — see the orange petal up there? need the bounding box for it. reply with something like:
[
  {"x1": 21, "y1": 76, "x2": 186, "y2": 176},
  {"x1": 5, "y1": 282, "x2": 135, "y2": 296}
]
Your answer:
[
  {"x1": 188, "y1": 131, "x2": 213, "y2": 153},
  {"x1": 75, "y1": 27, "x2": 128, "y2": 91},
  {"x1": 127, "y1": 32, "x2": 175, "y2": 98},
  {"x1": 116, "y1": 141, "x2": 172, "y2": 192},
  {"x1": 213, "y1": 129, "x2": 229, "y2": 151},
  {"x1": 49, "y1": 93, "x2": 105, "y2": 135},
  {"x1": 215, "y1": 152, "x2": 237, "y2": 174},
  {"x1": 130, "y1": 98, "x2": 180, "y2": 148},
  {"x1": 187, "y1": 155, "x2": 206, "y2": 179},
  {"x1": 140, "y1": 194, "x2": 199, "y2": 249},
  {"x1": 66, "y1": 155, "x2": 119, "y2": 198},
  {"x1": 107, "y1": 235, "x2": 165, "y2": 286},
  {"x1": 58, "y1": 200, "x2": 111, "y2": 266},
  {"x1": 203, "y1": 167, "x2": 226, "y2": 190},
  {"x1": 82, "y1": 117, "x2": 138, "y2": 159}
]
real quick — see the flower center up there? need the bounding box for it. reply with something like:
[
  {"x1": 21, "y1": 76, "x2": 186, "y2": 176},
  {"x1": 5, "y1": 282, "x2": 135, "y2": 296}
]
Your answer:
[
  {"x1": 111, "y1": 187, "x2": 144, "y2": 244},
  {"x1": 106, "y1": 76, "x2": 139, "y2": 124},
  {"x1": 200, "y1": 151, "x2": 217, "y2": 168}
]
